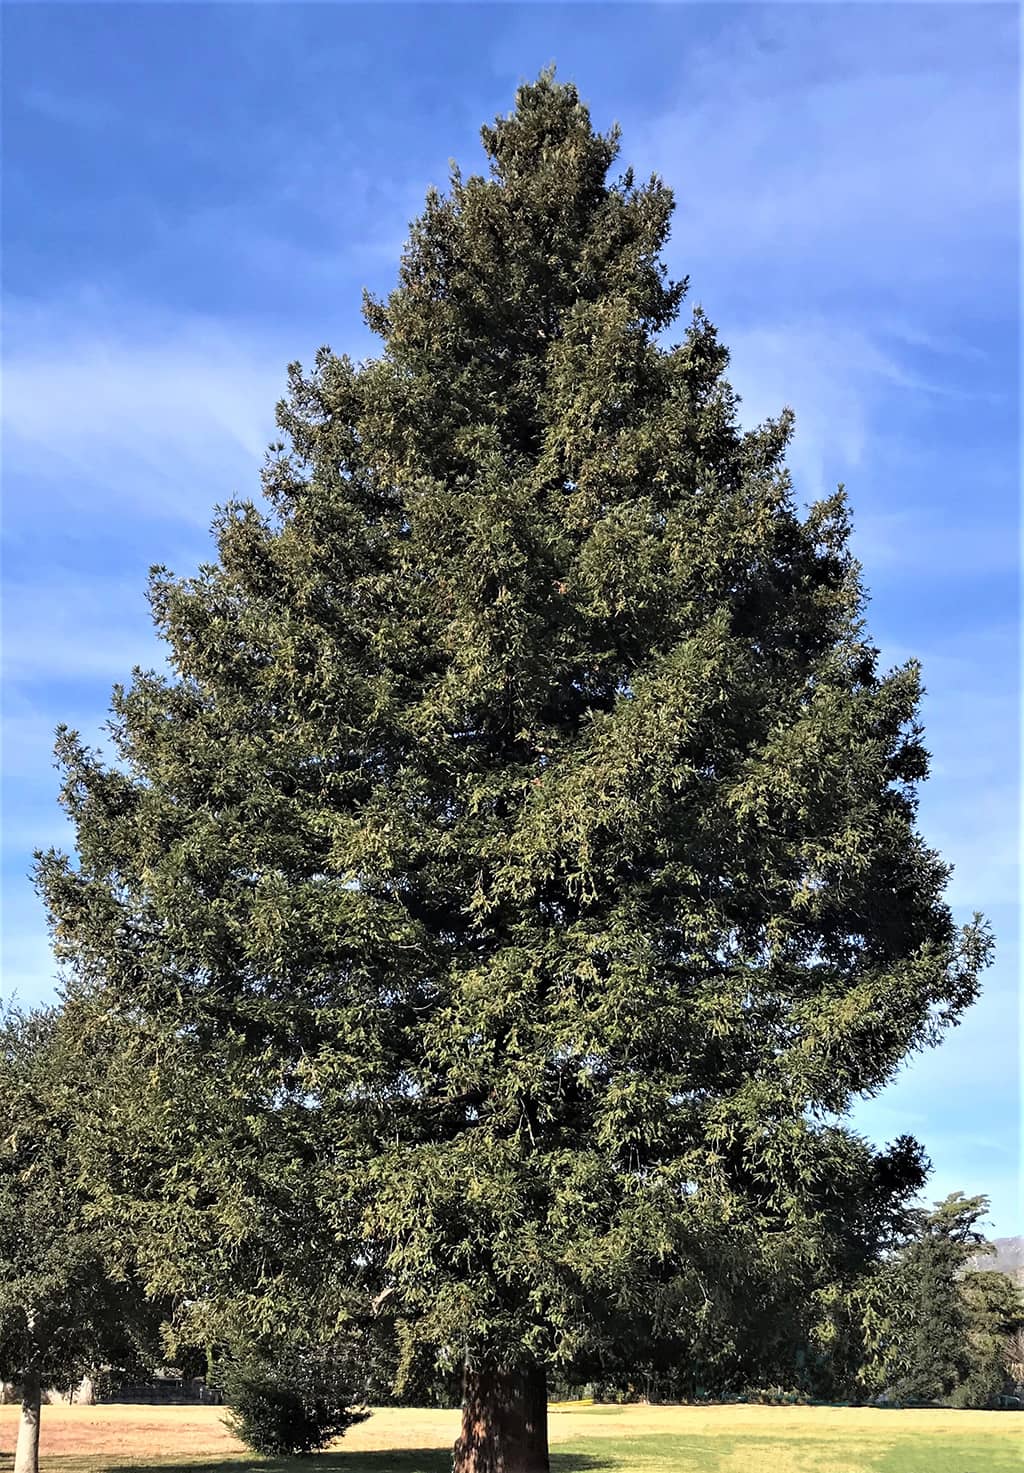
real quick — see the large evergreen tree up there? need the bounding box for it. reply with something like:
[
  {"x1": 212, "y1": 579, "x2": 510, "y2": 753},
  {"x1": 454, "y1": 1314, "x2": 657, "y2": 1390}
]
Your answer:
[{"x1": 38, "y1": 74, "x2": 990, "y2": 1471}]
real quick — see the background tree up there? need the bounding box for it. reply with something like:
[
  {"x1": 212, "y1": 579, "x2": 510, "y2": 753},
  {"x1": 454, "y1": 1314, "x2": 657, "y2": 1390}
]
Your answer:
[
  {"x1": 0, "y1": 1006, "x2": 161, "y2": 1473},
  {"x1": 1001, "y1": 1324, "x2": 1024, "y2": 1394},
  {"x1": 893, "y1": 1193, "x2": 990, "y2": 1405},
  {"x1": 566, "y1": 1131, "x2": 929, "y2": 1405},
  {"x1": 855, "y1": 1192, "x2": 1022, "y2": 1408},
  {"x1": 37, "y1": 72, "x2": 991, "y2": 1473},
  {"x1": 953, "y1": 1267, "x2": 1023, "y2": 1408}
]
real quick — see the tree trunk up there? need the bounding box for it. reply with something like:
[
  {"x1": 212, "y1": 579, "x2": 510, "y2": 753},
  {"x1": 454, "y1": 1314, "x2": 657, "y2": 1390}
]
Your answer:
[
  {"x1": 14, "y1": 1370, "x2": 41, "y2": 1473},
  {"x1": 452, "y1": 1360, "x2": 549, "y2": 1473}
]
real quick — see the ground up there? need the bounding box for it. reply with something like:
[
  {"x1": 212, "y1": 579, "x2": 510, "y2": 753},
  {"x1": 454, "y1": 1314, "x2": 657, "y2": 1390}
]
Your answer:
[{"x1": 0, "y1": 1401, "x2": 1019, "y2": 1472}]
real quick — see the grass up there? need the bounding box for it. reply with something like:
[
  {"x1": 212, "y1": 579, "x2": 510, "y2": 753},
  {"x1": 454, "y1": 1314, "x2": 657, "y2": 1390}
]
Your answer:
[{"x1": 0, "y1": 1400, "x2": 1019, "y2": 1472}]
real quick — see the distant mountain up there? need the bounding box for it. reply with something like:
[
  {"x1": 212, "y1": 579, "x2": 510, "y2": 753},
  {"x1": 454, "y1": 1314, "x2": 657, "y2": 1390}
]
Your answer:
[{"x1": 969, "y1": 1236, "x2": 1024, "y2": 1284}]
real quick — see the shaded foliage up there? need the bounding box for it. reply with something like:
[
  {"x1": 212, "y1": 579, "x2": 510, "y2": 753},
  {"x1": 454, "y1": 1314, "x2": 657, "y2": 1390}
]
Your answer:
[
  {"x1": 0, "y1": 1005, "x2": 161, "y2": 1393},
  {"x1": 854, "y1": 1193, "x2": 1023, "y2": 1407}
]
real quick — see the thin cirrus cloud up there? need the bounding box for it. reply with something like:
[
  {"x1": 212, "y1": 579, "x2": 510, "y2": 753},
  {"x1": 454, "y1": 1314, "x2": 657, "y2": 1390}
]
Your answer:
[
  {"x1": 3, "y1": 305, "x2": 286, "y2": 527},
  {"x1": 634, "y1": 6, "x2": 1015, "y2": 295},
  {"x1": 2, "y1": 571, "x2": 168, "y2": 685},
  {"x1": 20, "y1": 84, "x2": 117, "y2": 131},
  {"x1": 722, "y1": 319, "x2": 959, "y2": 498},
  {"x1": 887, "y1": 625, "x2": 1019, "y2": 914}
]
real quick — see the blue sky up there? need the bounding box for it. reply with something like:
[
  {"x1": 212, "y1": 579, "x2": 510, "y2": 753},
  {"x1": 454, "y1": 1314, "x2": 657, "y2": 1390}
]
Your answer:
[{"x1": 2, "y1": 4, "x2": 1019, "y2": 1234}]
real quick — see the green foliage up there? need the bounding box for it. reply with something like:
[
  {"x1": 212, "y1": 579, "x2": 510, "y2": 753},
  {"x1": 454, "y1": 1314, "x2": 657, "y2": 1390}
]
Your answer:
[
  {"x1": 36, "y1": 70, "x2": 991, "y2": 1392},
  {"x1": 854, "y1": 1192, "x2": 1023, "y2": 1408},
  {"x1": 893, "y1": 1193, "x2": 990, "y2": 1405},
  {"x1": 0, "y1": 1005, "x2": 162, "y2": 1390},
  {"x1": 951, "y1": 1269, "x2": 1024, "y2": 1408},
  {"x1": 221, "y1": 1351, "x2": 368, "y2": 1457}
]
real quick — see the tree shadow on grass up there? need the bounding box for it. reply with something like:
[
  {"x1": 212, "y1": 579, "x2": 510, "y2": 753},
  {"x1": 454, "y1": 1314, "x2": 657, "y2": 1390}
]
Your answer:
[{"x1": 96, "y1": 1452, "x2": 604, "y2": 1473}]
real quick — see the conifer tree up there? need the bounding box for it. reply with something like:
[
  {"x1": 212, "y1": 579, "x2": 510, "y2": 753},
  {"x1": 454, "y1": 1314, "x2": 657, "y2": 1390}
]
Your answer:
[
  {"x1": 38, "y1": 74, "x2": 990, "y2": 1472},
  {"x1": 871, "y1": 1193, "x2": 1022, "y2": 1408}
]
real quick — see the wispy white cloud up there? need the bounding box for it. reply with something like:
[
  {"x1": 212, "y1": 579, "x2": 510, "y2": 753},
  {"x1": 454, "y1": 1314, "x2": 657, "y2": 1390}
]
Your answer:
[
  {"x1": 2, "y1": 571, "x2": 166, "y2": 686},
  {"x1": 0, "y1": 970, "x2": 59, "y2": 1013},
  {"x1": 624, "y1": 1, "x2": 1016, "y2": 547},
  {"x1": 853, "y1": 509, "x2": 1019, "y2": 581},
  {"x1": 3, "y1": 711, "x2": 85, "y2": 785},
  {"x1": 723, "y1": 317, "x2": 970, "y2": 500},
  {"x1": 634, "y1": 7, "x2": 1015, "y2": 294},
  {"x1": 20, "y1": 84, "x2": 116, "y2": 131},
  {"x1": 1, "y1": 810, "x2": 75, "y2": 862},
  {"x1": 3, "y1": 302, "x2": 287, "y2": 526},
  {"x1": 870, "y1": 624, "x2": 1020, "y2": 911}
]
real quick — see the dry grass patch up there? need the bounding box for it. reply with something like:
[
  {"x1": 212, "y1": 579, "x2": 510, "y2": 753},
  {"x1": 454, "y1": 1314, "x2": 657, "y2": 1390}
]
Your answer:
[{"x1": 0, "y1": 1400, "x2": 1019, "y2": 1473}]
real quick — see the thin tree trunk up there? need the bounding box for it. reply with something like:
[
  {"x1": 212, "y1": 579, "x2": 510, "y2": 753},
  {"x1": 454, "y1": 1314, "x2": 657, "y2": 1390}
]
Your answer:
[
  {"x1": 452, "y1": 1360, "x2": 549, "y2": 1473},
  {"x1": 14, "y1": 1369, "x2": 41, "y2": 1473}
]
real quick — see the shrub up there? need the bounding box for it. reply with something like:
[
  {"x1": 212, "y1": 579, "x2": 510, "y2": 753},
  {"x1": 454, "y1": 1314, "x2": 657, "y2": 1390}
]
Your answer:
[
  {"x1": 741, "y1": 1385, "x2": 810, "y2": 1406},
  {"x1": 221, "y1": 1357, "x2": 367, "y2": 1457}
]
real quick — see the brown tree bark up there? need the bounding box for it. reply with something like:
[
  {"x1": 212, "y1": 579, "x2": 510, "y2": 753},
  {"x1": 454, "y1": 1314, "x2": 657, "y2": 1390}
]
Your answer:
[
  {"x1": 14, "y1": 1369, "x2": 41, "y2": 1473},
  {"x1": 452, "y1": 1360, "x2": 549, "y2": 1473}
]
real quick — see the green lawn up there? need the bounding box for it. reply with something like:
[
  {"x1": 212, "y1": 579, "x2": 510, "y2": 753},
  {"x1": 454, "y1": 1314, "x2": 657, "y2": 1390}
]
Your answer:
[{"x1": 1, "y1": 1401, "x2": 1019, "y2": 1472}]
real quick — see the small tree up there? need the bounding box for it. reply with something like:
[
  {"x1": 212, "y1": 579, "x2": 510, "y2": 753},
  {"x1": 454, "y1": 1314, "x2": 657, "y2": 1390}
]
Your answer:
[
  {"x1": 220, "y1": 1343, "x2": 369, "y2": 1456},
  {"x1": 0, "y1": 1006, "x2": 160, "y2": 1473}
]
